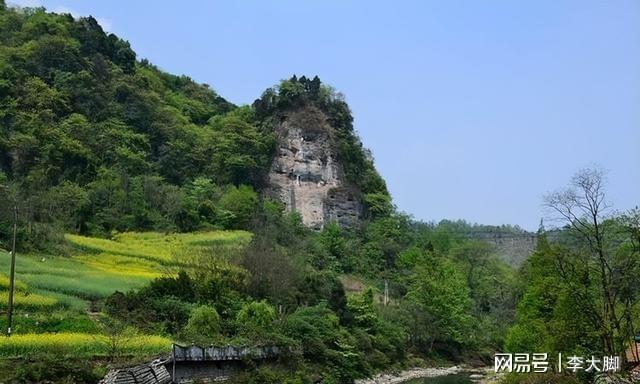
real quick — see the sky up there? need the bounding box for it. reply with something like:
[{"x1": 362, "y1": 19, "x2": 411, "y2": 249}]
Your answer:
[{"x1": 8, "y1": 0, "x2": 640, "y2": 230}]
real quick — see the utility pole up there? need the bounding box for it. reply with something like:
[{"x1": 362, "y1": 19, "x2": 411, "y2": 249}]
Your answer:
[
  {"x1": 384, "y1": 279, "x2": 389, "y2": 306},
  {"x1": 7, "y1": 206, "x2": 17, "y2": 337}
]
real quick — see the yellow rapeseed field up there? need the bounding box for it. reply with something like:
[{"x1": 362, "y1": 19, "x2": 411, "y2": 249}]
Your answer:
[
  {"x1": 0, "y1": 332, "x2": 171, "y2": 357},
  {"x1": 0, "y1": 291, "x2": 57, "y2": 308},
  {"x1": 0, "y1": 230, "x2": 250, "y2": 357}
]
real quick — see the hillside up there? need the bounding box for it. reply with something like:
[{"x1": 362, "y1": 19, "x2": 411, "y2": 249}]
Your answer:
[
  {"x1": 0, "y1": 4, "x2": 388, "y2": 256},
  {"x1": 0, "y1": 3, "x2": 636, "y2": 384},
  {"x1": 414, "y1": 220, "x2": 536, "y2": 267},
  {"x1": 0, "y1": 4, "x2": 531, "y2": 384},
  {"x1": 0, "y1": 231, "x2": 250, "y2": 308},
  {"x1": 0, "y1": 230, "x2": 249, "y2": 382}
]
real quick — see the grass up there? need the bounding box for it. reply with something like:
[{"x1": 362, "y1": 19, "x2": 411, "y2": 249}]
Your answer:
[
  {"x1": 0, "y1": 311, "x2": 100, "y2": 334},
  {"x1": 0, "y1": 252, "x2": 151, "y2": 301},
  {"x1": 0, "y1": 230, "x2": 250, "y2": 362},
  {"x1": 66, "y1": 230, "x2": 251, "y2": 264},
  {"x1": 0, "y1": 332, "x2": 171, "y2": 358},
  {"x1": 0, "y1": 291, "x2": 57, "y2": 309},
  {"x1": 0, "y1": 230, "x2": 251, "y2": 335},
  {"x1": 0, "y1": 275, "x2": 27, "y2": 291},
  {"x1": 0, "y1": 230, "x2": 251, "y2": 304}
]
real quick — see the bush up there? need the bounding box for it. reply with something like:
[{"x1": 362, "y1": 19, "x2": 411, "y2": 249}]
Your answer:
[
  {"x1": 183, "y1": 305, "x2": 221, "y2": 343},
  {"x1": 283, "y1": 304, "x2": 366, "y2": 381},
  {"x1": 218, "y1": 185, "x2": 258, "y2": 229},
  {"x1": 0, "y1": 358, "x2": 103, "y2": 384},
  {"x1": 236, "y1": 300, "x2": 277, "y2": 336}
]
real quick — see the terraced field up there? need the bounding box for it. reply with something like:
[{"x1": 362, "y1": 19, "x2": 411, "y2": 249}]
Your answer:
[{"x1": 0, "y1": 230, "x2": 251, "y2": 357}]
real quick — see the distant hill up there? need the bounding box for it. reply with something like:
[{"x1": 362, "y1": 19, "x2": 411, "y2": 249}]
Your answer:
[
  {"x1": 468, "y1": 230, "x2": 536, "y2": 267},
  {"x1": 412, "y1": 220, "x2": 537, "y2": 266}
]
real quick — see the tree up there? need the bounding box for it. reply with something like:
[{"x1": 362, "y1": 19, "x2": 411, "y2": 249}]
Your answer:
[
  {"x1": 218, "y1": 185, "x2": 258, "y2": 229},
  {"x1": 95, "y1": 316, "x2": 139, "y2": 362},
  {"x1": 47, "y1": 180, "x2": 89, "y2": 232},
  {"x1": 183, "y1": 305, "x2": 221, "y2": 343},
  {"x1": 319, "y1": 221, "x2": 346, "y2": 268},
  {"x1": 506, "y1": 231, "x2": 563, "y2": 353},
  {"x1": 346, "y1": 288, "x2": 377, "y2": 331},
  {"x1": 236, "y1": 300, "x2": 277, "y2": 336},
  {"x1": 283, "y1": 304, "x2": 365, "y2": 382},
  {"x1": 206, "y1": 110, "x2": 275, "y2": 186},
  {"x1": 543, "y1": 167, "x2": 631, "y2": 356},
  {"x1": 0, "y1": 5, "x2": 254, "y2": 247},
  {"x1": 241, "y1": 234, "x2": 303, "y2": 308},
  {"x1": 363, "y1": 193, "x2": 393, "y2": 218},
  {"x1": 405, "y1": 252, "x2": 473, "y2": 352}
]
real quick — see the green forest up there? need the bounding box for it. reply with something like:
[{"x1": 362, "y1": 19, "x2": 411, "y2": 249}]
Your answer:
[{"x1": 0, "y1": 3, "x2": 638, "y2": 384}]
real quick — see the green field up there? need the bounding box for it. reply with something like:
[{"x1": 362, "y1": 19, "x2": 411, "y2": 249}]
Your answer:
[
  {"x1": 0, "y1": 332, "x2": 171, "y2": 358},
  {"x1": 0, "y1": 230, "x2": 251, "y2": 357}
]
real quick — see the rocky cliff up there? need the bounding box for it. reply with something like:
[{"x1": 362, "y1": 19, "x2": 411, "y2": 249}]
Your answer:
[
  {"x1": 477, "y1": 232, "x2": 537, "y2": 267},
  {"x1": 266, "y1": 106, "x2": 362, "y2": 229}
]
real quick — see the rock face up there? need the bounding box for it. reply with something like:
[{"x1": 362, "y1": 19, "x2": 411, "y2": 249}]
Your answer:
[
  {"x1": 473, "y1": 232, "x2": 537, "y2": 267},
  {"x1": 267, "y1": 106, "x2": 362, "y2": 229}
]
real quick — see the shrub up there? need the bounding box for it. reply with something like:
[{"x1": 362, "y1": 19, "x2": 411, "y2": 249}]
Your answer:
[
  {"x1": 236, "y1": 300, "x2": 277, "y2": 336},
  {"x1": 0, "y1": 357, "x2": 103, "y2": 384},
  {"x1": 218, "y1": 185, "x2": 258, "y2": 229},
  {"x1": 183, "y1": 305, "x2": 221, "y2": 343}
]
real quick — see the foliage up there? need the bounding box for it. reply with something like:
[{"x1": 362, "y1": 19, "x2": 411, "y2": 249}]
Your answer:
[
  {"x1": 0, "y1": 5, "x2": 269, "y2": 250},
  {"x1": 0, "y1": 357, "x2": 103, "y2": 384},
  {"x1": 283, "y1": 304, "x2": 366, "y2": 382},
  {"x1": 405, "y1": 251, "x2": 473, "y2": 352},
  {"x1": 207, "y1": 109, "x2": 275, "y2": 186},
  {"x1": 183, "y1": 305, "x2": 221, "y2": 343},
  {"x1": 506, "y1": 169, "x2": 640, "y2": 362},
  {"x1": 0, "y1": 5, "x2": 541, "y2": 382},
  {"x1": 346, "y1": 288, "x2": 377, "y2": 331},
  {"x1": 218, "y1": 184, "x2": 259, "y2": 229},
  {"x1": 236, "y1": 300, "x2": 277, "y2": 336},
  {"x1": 241, "y1": 234, "x2": 304, "y2": 308},
  {"x1": 363, "y1": 193, "x2": 394, "y2": 218},
  {"x1": 0, "y1": 4, "x2": 389, "y2": 251}
]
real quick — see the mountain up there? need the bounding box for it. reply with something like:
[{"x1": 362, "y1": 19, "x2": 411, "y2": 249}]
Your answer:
[
  {"x1": 0, "y1": 5, "x2": 544, "y2": 383},
  {"x1": 0, "y1": 4, "x2": 387, "y2": 251},
  {"x1": 266, "y1": 105, "x2": 363, "y2": 229}
]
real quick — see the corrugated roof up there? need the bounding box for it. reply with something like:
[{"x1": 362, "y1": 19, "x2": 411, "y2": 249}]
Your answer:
[{"x1": 99, "y1": 362, "x2": 171, "y2": 384}]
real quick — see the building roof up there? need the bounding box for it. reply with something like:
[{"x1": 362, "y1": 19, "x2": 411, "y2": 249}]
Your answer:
[{"x1": 99, "y1": 361, "x2": 171, "y2": 384}]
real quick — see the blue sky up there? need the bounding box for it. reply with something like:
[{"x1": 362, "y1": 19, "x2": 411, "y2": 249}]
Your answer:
[{"x1": 10, "y1": 0, "x2": 640, "y2": 230}]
